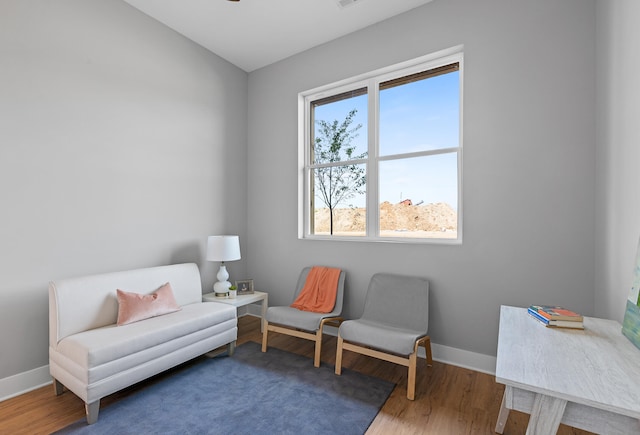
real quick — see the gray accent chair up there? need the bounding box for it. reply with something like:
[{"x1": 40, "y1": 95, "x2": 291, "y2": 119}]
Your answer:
[
  {"x1": 261, "y1": 266, "x2": 346, "y2": 367},
  {"x1": 335, "y1": 273, "x2": 431, "y2": 400}
]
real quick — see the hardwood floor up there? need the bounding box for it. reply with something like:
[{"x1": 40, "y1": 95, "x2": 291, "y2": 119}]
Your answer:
[{"x1": 0, "y1": 315, "x2": 593, "y2": 434}]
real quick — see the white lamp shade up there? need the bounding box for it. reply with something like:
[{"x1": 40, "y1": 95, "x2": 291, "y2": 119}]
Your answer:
[{"x1": 206, "y1": 235, "x2": 241, "y2": 262}]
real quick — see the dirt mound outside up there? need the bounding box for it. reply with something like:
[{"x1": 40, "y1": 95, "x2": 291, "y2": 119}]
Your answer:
[{"x1": 314, "y1": 201, "x2": 457, "y2": 236}]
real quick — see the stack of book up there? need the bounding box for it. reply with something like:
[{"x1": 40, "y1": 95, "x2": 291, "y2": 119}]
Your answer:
[{"x1": 527, "y1": 305, "x2": 584, "y2": 329}]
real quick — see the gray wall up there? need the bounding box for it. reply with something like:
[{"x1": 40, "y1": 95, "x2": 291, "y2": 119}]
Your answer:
[
  {"x1": 247, "y1": 0, "x2": 597, "y2": 358},
  {"x1": 0, "y1": 0, "x2": 248, "y2": 381},
  {"x1": 595, "y1": 0, "x2": 640, "y2": 321}
]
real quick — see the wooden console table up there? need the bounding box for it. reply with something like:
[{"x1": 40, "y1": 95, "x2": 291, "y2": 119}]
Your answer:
[{"x1": 495, "y1": 305, "x2": 640, "y2": 434}]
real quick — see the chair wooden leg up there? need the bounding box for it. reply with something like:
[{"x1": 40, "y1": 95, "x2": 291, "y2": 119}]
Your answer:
[
  {"x1": 335, "y1": 335, "x2": 344, "y2": 375},
  {"x1": 423, "y1": 336, "x2": 433, "y2": 366},
  {"x1": 314, "y1": 329, "x2": 322, "y2": 367},
  {"x1": 261, "y1": 321, "x2": 269, "y2": 352},
  {"x1": 407, "y1": 352, "x2": 417, "y2": 400}
]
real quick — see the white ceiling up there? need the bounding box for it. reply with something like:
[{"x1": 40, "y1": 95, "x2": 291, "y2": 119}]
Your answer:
[{"x1": 122, "y1": 0, "x2": 434, "y2": 72}]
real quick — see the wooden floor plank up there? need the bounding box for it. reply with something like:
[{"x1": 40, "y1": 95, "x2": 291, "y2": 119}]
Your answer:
[{"x1": 0, "y1": 315, "x2": 594, "y2": 434}]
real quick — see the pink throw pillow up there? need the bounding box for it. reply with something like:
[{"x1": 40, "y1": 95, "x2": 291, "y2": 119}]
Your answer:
[{"x1": 116, "y1": 282, "x2": 181, "y2": 326}]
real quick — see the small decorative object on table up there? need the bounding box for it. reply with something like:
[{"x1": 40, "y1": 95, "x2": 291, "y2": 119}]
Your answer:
[
  {"x1": 235, "y1": 279, "x2": 254, "y2": 295},
  {"x1": 228, "y1": 285, "x2": 237, "y2": 299},
  {"x1": 622, "y1": 237, "x2": 640, "y2": 350}
]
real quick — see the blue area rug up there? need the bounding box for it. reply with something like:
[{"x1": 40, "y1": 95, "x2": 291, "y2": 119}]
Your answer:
[{"x1": 56, "y1": 341, "x2": 394, "y2": 434}]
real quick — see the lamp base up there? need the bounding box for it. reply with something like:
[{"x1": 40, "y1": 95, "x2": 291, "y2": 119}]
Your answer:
[
  {"x1": 213, "y1": 265, "x2": 231, "y2": 295},
  {"x1": 214, "y1": 292, "x2": 229, "y2": 298}
]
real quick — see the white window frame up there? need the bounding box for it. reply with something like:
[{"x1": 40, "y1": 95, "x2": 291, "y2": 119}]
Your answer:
[{"x1": 298, "y1": 45, "x2": 463, "y2": 244}]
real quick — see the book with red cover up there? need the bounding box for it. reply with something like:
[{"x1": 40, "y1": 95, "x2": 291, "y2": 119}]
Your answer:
[
  {"x1": 527, "y1": 307, "x2": 584, "y2": 329},
  {"x1": 529, "y1": 305, "x2": 583, "y2": 322}
]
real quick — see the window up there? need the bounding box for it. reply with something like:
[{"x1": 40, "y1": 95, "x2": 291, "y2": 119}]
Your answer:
[{"x1": 299, "y1": 47, "x2": 463, "y2": 243}]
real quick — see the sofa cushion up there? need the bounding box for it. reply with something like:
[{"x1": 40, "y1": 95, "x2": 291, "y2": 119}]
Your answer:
[
  {"x1": 116, "y1": 282, "x2": 181, "y2": 326},
  {"x1": 55, "y1": 302, "x2": 236, "y2": 375}
]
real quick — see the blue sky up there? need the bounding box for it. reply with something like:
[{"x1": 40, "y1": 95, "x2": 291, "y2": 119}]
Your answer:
[{"x1": 313, "y1": 71, "x2": 459, "y2": 209}]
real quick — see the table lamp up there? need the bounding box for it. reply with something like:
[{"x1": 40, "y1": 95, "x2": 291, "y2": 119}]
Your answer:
[{"x1": 206, "y1": 235, "x2": 241, "y2": 296}]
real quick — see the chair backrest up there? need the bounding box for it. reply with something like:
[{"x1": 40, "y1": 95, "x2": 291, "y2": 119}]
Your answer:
[
  {"x1": 292, "y1": 266, "x2": 346, "y2": 315},
  {"x1": 361, "y1": 273, "x2": 429, "y2": 332}
]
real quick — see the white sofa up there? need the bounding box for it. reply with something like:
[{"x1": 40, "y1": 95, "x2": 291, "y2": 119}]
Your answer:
[{"x1": 48, "y1": 263, "x2": 237, "y2": 424}]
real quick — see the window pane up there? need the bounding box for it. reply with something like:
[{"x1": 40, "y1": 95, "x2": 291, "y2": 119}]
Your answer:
[
  {"x1": 312, "y1": 89, "x2": 367, "y2": 163},
  {"x1": 311, "y1": 164, "x2": 366, "y2": 236},
  {"x1": 379, "y1": 70, "x2": 459, "y2": 156},
  {"x1": 379, "y1": 153, "x2": 458, "y2": 239}
]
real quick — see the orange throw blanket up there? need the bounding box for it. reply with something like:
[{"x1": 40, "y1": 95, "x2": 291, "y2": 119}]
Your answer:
[{"x1": 290, "y1": 266, "x2": 341, "y2": 313}]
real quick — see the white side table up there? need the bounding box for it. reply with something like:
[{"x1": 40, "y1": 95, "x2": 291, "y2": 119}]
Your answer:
[{"x1": 203, "y1": 290, "x2": 268, "y2": 332}]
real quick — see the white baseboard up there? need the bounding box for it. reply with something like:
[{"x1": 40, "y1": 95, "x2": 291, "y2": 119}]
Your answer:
[
  {"x1": 1, "y1": 309, "x2": 496, "y2": 402},
  {"x1": 245, "y1": 307, "x2": 497, "y2": 375},
  {"x1": 430, "y1": 343, "x2": 496, "y2": 375},
  {"x1": 0, "y1": 365, "x2": 51, "y2": 402}
]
